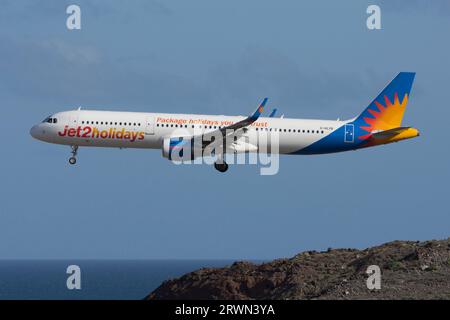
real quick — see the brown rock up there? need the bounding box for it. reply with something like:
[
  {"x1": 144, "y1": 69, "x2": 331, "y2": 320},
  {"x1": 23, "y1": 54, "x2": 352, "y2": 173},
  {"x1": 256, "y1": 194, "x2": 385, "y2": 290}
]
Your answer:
[{"x1": 146, "y1": 239, "x2": 450, "y2": 300}]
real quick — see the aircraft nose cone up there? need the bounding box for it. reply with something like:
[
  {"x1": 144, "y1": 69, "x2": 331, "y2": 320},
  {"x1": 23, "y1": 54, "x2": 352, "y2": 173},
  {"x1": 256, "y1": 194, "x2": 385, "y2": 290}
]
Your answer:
[{"x1": 30, "y1": 125, "x2": 41, "y2": 139}]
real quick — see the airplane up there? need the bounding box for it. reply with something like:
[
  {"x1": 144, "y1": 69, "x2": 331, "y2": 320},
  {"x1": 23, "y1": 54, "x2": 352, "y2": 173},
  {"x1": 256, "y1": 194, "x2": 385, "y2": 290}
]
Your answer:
[{"x1": 30, "y1": 72, "x2": 419, "y2": 173}]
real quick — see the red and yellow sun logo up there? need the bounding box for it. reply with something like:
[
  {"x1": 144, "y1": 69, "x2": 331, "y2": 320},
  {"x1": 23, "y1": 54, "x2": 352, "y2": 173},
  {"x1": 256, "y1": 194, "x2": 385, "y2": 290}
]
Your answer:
[{"x1": 359, "y1": 92, "x2": 408, "y2": 139}]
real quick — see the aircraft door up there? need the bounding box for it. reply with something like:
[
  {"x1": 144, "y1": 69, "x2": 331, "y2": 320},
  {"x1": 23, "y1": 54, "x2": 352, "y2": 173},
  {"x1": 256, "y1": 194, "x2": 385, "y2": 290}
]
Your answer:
[
  {"x1": 145, "y1": 116, "x2": 155, "y2": 135},
  {"x1": 344, "y1": 124, "x2": 354, "y2": 143}
]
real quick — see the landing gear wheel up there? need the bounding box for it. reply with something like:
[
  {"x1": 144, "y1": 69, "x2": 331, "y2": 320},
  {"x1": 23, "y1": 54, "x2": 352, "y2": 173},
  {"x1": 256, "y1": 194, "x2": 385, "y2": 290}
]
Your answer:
[
  {"x1": 69, "y1": 145, "x2": 78, "y2": 165},
  {"x1": 214, "y1": 161, "x2": 229, "y2": 173}
]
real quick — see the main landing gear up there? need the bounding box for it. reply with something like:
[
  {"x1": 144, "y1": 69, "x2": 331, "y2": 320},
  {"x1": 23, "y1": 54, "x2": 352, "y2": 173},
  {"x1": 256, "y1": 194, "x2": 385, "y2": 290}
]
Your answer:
[
  {"x1": 69, "y1": 145, "x2": 78, "y2": 165},
  {"x1": 214, "y1": 161, "x2": 228, "y2": 173}
]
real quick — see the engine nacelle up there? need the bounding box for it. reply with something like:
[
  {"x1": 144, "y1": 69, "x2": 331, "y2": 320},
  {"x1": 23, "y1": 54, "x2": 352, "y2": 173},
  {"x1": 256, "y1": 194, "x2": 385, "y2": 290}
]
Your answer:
[{"x1": 162, "y1": 137, "x2": 197, "y2": 161}]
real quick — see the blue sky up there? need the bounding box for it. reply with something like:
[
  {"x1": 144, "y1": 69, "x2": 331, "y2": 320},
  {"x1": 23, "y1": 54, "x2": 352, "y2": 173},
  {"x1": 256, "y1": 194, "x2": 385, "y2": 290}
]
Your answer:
[{"x1": 0, "y1": 0, "x2": 448, "y2": 259}]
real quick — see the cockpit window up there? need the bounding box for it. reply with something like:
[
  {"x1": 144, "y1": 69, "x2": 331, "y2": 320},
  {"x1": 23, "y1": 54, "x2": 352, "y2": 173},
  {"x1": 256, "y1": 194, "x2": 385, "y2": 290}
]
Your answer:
[{"x1": 42, "y1": 116, "x2": 57, "y2": 124}]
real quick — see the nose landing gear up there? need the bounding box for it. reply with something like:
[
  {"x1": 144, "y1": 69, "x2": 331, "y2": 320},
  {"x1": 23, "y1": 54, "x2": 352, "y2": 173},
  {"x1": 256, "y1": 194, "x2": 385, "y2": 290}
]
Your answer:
[{"x1": 69, "y1": 146, "x2": 78, "y2": 165}]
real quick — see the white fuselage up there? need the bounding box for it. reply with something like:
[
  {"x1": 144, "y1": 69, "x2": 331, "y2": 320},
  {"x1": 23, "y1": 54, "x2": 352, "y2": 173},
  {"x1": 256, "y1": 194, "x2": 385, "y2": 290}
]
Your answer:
[{"x1": 30, "y1": 109, "x2": 346, "y2": 155}]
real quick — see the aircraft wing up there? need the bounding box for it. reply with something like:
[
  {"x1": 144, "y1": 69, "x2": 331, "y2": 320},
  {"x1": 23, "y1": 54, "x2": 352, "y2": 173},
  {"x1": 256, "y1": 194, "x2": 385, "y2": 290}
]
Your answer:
[
  {"x1": 217, "y1": 97, "x2": 267, "y2": 133},
  {"x1": 196, "y1": 98, "x2": 268, "y2": 151}
]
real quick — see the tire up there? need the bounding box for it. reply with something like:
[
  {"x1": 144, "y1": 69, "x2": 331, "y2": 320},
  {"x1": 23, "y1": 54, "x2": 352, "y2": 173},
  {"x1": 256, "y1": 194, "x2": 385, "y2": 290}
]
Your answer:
[
  {"x1": 214, "y1": 162, "x2": 228, "y2": 173},
  {"x1": 69, "y1": 157, "x2": 77, "y2": 165}
]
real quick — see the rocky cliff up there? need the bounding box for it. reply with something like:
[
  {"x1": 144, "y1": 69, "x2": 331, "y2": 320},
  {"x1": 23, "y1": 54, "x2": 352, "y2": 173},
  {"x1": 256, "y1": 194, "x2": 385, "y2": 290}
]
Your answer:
[{"x1": 147, "y1": 239, "x2": 450, "y2": 299}]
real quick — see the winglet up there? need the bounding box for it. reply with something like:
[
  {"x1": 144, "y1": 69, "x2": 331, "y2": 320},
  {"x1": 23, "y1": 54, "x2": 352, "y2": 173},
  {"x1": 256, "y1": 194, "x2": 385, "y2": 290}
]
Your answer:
[
  {"x1": 250, "y1": 97, "x2": 268, "y2": 120},
  {"x1": 269, "y1": 108, "x2": 278, "y2": 118}
]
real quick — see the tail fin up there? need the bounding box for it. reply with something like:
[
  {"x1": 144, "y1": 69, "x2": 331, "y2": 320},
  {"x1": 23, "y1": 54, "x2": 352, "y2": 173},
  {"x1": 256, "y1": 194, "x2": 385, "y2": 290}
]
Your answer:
[{"x1": 354, "y1": 72, "x2": 415, "y2": 139}]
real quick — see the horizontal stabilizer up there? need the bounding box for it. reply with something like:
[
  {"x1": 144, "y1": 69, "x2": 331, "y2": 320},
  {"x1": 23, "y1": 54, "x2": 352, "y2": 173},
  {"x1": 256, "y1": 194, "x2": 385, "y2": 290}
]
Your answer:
[
  {"x1": 371, "y1": 127, "x2": 411, "y2": 138},
  {"x1": 367, "y1": 126, "x2": 420, "y2": 146}
]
